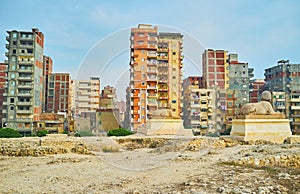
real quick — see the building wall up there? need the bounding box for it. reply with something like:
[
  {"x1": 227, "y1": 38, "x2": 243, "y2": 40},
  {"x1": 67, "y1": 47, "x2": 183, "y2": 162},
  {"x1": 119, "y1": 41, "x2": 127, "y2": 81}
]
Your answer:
[
  {"x1": 46, "y1": 73, "x2": 70, "y2": 114},
  {"x1": 0, "y1": 63, "x2": 6, "y2": 124},
  {"x1": 3, "y1": 28, "x2": 44, "y2": 133},
  {"x1": 250, "y1": 79, "x2": 265, "y2": 103},
  {"x1": 75, "y1": 77, "x2": 100, "y2": 116},
  {"x1": 42, "y1": 56, "x2": 52, "y2": 112}
]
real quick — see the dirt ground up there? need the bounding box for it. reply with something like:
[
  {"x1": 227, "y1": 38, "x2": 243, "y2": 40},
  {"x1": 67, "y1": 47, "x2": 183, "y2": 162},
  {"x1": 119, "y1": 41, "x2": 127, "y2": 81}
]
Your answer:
[{"x1": 0, "y1": 137, "x2": 299, "y2": 194}]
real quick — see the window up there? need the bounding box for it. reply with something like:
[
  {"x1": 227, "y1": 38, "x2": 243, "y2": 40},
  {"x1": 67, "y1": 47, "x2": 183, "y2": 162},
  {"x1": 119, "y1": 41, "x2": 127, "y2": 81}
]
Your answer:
[
  {"x1": 11, "y1": 81, "x2": 15, "y2": 86},
  {"x1": 139, "y1": 33, "x2": 144, "y2": 37},
  {"x1": 10, "y1": 98, "x2": 14, "y2": 103},
  {"x1": 10, "y1": 106, "x2": 14, "y2": 110},
  {"x1": 13, "y1": 41, "x2": 16, "y2": 45},
  {"x1": 13, "y1": 49, "x2": 16, "y2": 54},
  {"x1": 138, "y1": 41, "x2": 143, "y2": 45},
  {"x1": 173, "y1": 76, "x2": 176, "y2": 79},
  {"x1": 11, "y1": 73, "x2": 15, "y2": 78},
  {"x1": 141, "y1": 50, "x2": 145, "y2": 54},
  {"x1": 12, "y1": 33, "x2": 17, "y2": 38},
  {"x1": 173, "y1": 52, "x2": 176, "y2": 55},
  {"x1": 141, "y1": 58, "x2": 145, "y2": 61},
  {"x1": 141, "y1": 66, "x2": 144, "y2": 70},
  {"x1": 142, "y1": 82, "x2": 145, "y2": 86}
]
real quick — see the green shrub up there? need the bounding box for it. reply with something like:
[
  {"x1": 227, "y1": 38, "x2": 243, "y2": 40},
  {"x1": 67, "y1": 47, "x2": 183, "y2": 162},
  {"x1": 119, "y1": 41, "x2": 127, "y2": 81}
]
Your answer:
[
  {"x1": 36, "y1": 130, "x2": 49, "y2": 137},
  {"x1": 220, "y1": 127, "x2": 231, "y2": 136},
  {"x1": 74, "y1": 130, "x2": 94, "y2": 137},
  {"x1": 107, "y1": 128, "x2": 134, "y2": 137},
  {"x1": 0, "y1": 128, "x2": 22, "y2": 138}
]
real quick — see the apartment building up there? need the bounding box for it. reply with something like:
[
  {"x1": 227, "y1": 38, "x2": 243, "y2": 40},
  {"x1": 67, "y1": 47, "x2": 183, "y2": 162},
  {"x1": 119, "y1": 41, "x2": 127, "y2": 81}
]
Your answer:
[
  {"x1": 129, "y1": 24, "x2": 183, "y2": 131},
  {"x1": 45, "y1": 73, "x2": 71, "y2": 114},
  {"x1": 74, "y1": 77, "x2": 100, "y2": 116},
  {"x1": 264, "y1": 60, "x2": 300, "y2": 92},
  {"x1": 3, "y1": 28, "x2": 44, "y2": 134},
  {"x1": 202, "y1": 49, "x2": 228, "y2": 132},
  {"x1": 264, "y1": 60, "x2": 300, "y2": 134},
  {"x1": 0, "y1": 63, "x2": 6, "y2": 124},
  {"x1": 182, "y1": 80, "x2": 215, "y2": 135},
  {"x1": 42, "y1": 55, "x2": 53, "y2": 112}
]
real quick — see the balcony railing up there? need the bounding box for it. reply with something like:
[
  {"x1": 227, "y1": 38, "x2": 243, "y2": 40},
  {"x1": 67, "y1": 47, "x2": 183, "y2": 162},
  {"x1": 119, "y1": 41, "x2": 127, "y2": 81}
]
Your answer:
[
  {"x1": 147, "y1": 85, "x2": 157, "y2": 90},
  {"x1": 16, "y1": 109, "x2": 33, "y2": 114},
  {"x1": 18, "y1": 76, "x2": 33, "y2": 81},
  {"x1": 17, "y1": 101, "x2": 32, "y2": 106}
]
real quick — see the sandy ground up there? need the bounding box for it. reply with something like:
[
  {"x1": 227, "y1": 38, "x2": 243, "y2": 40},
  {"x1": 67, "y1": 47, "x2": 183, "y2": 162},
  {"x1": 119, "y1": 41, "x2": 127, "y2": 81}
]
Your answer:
[{"x1": 0, "y1": 137, "x2": 299, "y2": 194}]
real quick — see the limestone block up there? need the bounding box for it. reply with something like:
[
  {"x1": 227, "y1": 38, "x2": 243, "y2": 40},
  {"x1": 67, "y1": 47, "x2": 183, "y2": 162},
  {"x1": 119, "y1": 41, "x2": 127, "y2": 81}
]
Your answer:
[
  {"x1": 230, "y1": 118, "x2": 292, "y2": 144},
  {"x1": 139, "y1": 119, "x2": 193, "y2": 136}
]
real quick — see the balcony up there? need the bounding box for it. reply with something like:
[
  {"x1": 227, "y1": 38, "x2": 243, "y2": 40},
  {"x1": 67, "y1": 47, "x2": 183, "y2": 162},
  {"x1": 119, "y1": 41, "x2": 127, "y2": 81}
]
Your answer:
[
  {"x1": 2, "y1": 101, "x2": 9, "y2": 106},
  {"x1": 158, "y1": 87, "x2": 168, "y2": 91},
  {"x1": 147, "y1": 52, "x2": 157, "y2": 58},
  {"x1": 276, "y1": 106, "x2": 286, "y2": 110},
  {"x1": 148, "y1": 44, "x2": 158, "y2": 49},
  {"x1": 158, "y1": 47, "x2": 168, "y2": 52},
  {"x1": 147, "y1": 85, "x2": 157, "y2": 90},
  {"x1": 147, "y1": 76, "x2": 157, "y2": 81},
  {"x1": 20, "y1": 36, "x2": 34, "y2": 41},
  {"x1": 158, "y1": 79, "x2": 168, "y2": 83},
  {"x1": 180, "y1": 55, "x2": 184, "y2": 60},
  {"x1": 3, "y1": 92, "x2": 8, "y2": 96},
  {"x1": 148, "y1": 93, "x2": 157, "y2": 98},
  {"x1": 18, "y1": 76, "x2": 33, "y2": 81},
  {"x1": 20, "y1": 52, "x2": 34, "y2": 57},
  {"x1": 147, "y1": 60, "x2": 157, "y2": 66},
  {"x1": 19, "y1": 60, "x2": 34, "y2": 65},
  {"x1": 16, "y1": 118, "x2": 33, "y2": 122},
  {"x1": 158, "y1": 95, "x2": 168, "y2": 100},
  {"x1": 18, "y1": 68, "x2": 33, "y2": 73},
  {"x1": 147, "y1": 102, "x2": 157, "y2": 106},
  {"x1": 290, "y1": 98, "x2": 300, "y2": 102},
  {"x1": 291, "y1": 106, "x2": 300, "y2": 110},
  {"x1": 147, "y1": 69, "x2": 157, "y2": 74},
  {"x1": 131, "y1": 93, "x2": 140, "y2": 98},
  {"x1": 5, "y1": 44, "x2": 9, "y2": 49},
  {"x1": 17, "y1": 101, "x2": 32, "y2": 106},
  {"x1": 157, "y1": 55, "x2": 168, "y2": 60},
  {"x1": 19, "y1": 44, "x2": 34, "y2": 48},
  {"x1": 158, "y1": 71, "x2": 168, "y2": 75},
  {"x1": 5, "y1": 52, "x2": 9, "y2": 57},
  {"x1": 290, "y1": 114, "x2": 300, "y2": 118},
  {"x1": 18, "y1": 92, "x2": 32, "y2": 97},
  {"x1": 2, "y1": 109, "x2": 7, "y2": 114},
  {"x1": 16, "y1": 109, "x2": 33, "y2": 114},
  {"x1": 131, "y1": 110, "x2": 140, "y2": 114},
  {"x1": 130, "y1": 101, "x2": 140, "y2": 106},
  {"x1": 6, "y1": 36, "x2": 9, "y2": 41}
]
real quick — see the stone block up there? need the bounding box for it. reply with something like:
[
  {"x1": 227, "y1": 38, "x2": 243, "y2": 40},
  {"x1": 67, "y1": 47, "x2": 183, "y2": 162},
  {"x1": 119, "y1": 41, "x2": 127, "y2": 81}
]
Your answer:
[
  {"x1": 139, "y1": 119, "x2": 193, "y2": 136},
  {"x1": 230, "y1": 118, "x2": 292, "y2": 144}
]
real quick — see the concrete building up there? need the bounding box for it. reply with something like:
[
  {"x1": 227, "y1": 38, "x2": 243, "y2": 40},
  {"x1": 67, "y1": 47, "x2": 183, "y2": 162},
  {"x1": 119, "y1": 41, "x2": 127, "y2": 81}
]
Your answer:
[
  {"x1": 264, "y1": 60, "x2": 300, "y2": 134},
  {"x1": 264, "y1": 60, "x2": 300, "y2": 92},
  {"x1": 45, "y1": 73, "x2": 71, "y2": 114},
  {"x1": 3, "y1": 28, "x2": 44, "y2": 134},
  {"x1": 129, "y1": 24, "x2": 183, "y2": 131},
  {"x1": 202, "y1": 49, "x2": 228, "y2": 132},
  {"x1": 182, "y1": 82, "x2": 215, "y2": 135},
  {"x1": 0, "y1": 63, "x2": 6, "y2": 125},
  {"x1": 74, "y1": 77, "x2": 100, "y2": 116},
  {"x1": 249, "y1": 78, "x2": 265, "y2": 103},
  {"x1": 42, "y1": 55, "x2": 52, "y2": 112}
]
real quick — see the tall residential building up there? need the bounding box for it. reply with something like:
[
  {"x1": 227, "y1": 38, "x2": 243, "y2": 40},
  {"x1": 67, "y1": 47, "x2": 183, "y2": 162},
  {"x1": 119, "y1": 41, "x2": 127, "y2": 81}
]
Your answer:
[
  {"x1": 249, "y1": 78, "x2": 265, "y2": 103},
  {"x1": 42, "y1": 55, "x2": 53, "y2": 112},
  {"x1": 225, "y1": 54, "x2": 253, "y2": 128},
  {"x1": 202, "y1": 49, "x2": 228, "y2": 132},
  {"x1": 3, "y1": 28, "x2": 44, "y2": 133},
  {"x1": 129, "y1": 24, "x2": 183, "y2": 131},
  {"x1": 75, "y1": 77, "x2": 100, "y2": 116},
  {"x1": 264, "y1": 60, "x2": 300, "y2": 134},
  {"x1": 45, "y1": 73, "x2": 71, "y2": 114},
  {"x1": 0, "y1": 63, "x2": 6, "y2": 124},
  {"x1": 264, "y1": 60, "x2": 300, "y2": 92}
]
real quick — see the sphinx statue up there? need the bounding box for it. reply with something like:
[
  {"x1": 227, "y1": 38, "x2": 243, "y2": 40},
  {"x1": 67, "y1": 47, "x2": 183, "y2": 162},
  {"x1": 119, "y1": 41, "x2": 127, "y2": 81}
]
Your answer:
[
  {"x1": 239, "y1": 91, "x2": 282, "y2": 115},
  {"x1": 151, "y1": 108, "x2": 181, "y2": 119}
]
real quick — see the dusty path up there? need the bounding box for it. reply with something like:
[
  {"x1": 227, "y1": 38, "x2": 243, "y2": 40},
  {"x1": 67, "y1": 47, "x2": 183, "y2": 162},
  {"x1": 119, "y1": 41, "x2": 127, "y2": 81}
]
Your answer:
[{"x1": 1, "y1": 142, "x2": 299, "y2": 193}]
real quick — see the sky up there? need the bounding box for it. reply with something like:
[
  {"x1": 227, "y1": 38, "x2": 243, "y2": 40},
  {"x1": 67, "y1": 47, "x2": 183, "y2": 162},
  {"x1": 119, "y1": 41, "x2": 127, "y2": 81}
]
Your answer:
[{"x1": 0, "y1": 0, "x2": 300, "y2": 100}]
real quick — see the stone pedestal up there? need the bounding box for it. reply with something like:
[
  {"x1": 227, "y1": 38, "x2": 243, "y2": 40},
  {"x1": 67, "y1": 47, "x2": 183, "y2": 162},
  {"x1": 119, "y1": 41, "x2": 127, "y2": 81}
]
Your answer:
[
  {"x1": 231, "y1": 115, "x2": 292, "y2": 144},
  {"x1": 139, "y1": 119, "x2": 193, "y2": 136}
]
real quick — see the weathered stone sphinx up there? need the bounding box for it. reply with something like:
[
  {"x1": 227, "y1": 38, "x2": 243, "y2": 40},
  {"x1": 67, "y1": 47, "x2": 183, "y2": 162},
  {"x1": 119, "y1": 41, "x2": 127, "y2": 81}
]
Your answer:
[
  {"x1": 230, "y1": 91, "x2": 291, "y2": 143},
  {"x1": 138, "y1": 108, "x2": 192, "y2": 136}
]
